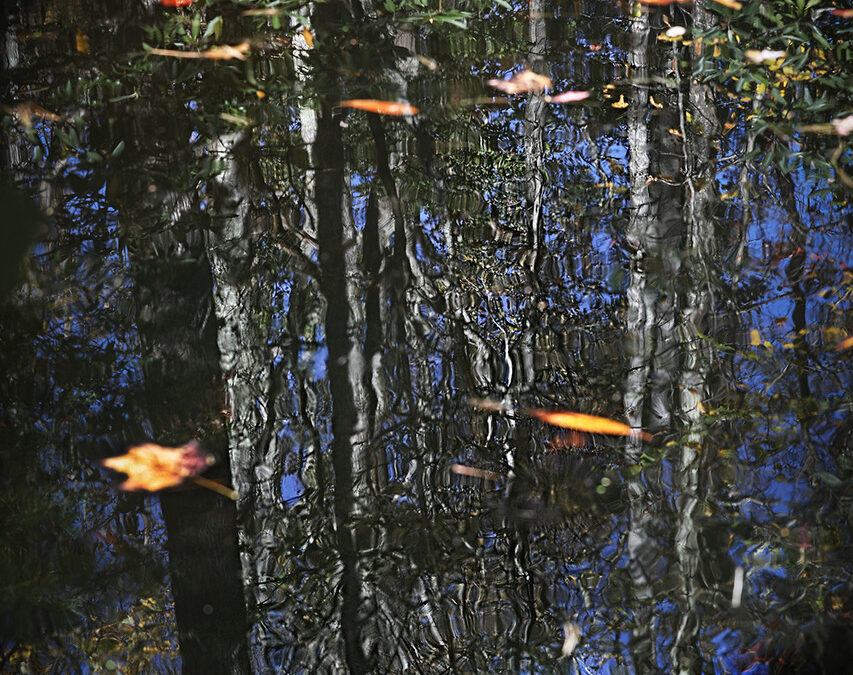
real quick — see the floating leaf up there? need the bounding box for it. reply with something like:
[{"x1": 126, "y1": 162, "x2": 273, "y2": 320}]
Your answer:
[
  {"x1": 611, "y1": 94, "x2": 628, "y2": 109},
  {"x1": 301, "y1": 27, "x2": 314, "y2": 48},
  {"x1": 2, "y1": 101, "x2": 62, "y2": 129},
  {"x1": 75, "y1": 30, "x2": 89, "y2": 54},
  {"x1": 744, "y1": 49, "x2": 786, "y2": 64},
  {"x1": 340, "y1": 99, "x2": 419, "y2": 116},
  {"x1": 468, "y1": 397, "x2": 509, "y2": 413},
  {"x1": 148, "y1": 41, "x2": 250, "y2": 61},
  {"x1": 487, "y1": 69, "x2": 552, "y2": 95},
  {"x1": 416, "y1": 54, "x2": 438, "y2": 71},
  {"x1": 836, "y1": 335, "x2": 853, "y2": 351},
  {"x1": 562, "y1": 622, "x2": 581, "y2": 657},
  {"x1": 750, "y1": 329, "x2": 761, "y2": 347},
  {"x1": 711, "y1": 0, "x2": 743, "y2": 8},
  {"x1": 831, "y1": 114, "x2": 853, "y2": 136},
  {"x1": 526, "y1": 408, "x2": 652, "y2": 441},
  {"x1": 451, "y1": 463, "x2": 501, "y2": 481},
  {"x1": 545, "y1": 90, "x2": 590, "y2": 104},
  {"x1": 100, "y1": 441, "x2": 238, "y2": 500}
]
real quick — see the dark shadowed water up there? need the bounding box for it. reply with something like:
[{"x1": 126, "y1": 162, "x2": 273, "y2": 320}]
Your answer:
[{"x1": 1, "y1": 0, "x2": 852, "y2": 673}]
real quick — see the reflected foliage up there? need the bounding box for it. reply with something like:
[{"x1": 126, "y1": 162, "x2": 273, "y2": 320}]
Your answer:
[{"x1": 1, "y1": 0, "x2": 851, "y2": 673}]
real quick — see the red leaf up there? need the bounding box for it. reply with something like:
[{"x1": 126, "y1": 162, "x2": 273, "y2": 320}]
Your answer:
[{"x1": 160, "y1": 0, "x2": 194, "y2": 6}]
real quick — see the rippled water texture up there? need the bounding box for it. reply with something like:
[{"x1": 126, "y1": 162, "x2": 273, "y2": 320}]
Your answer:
[{"x1": 1, "y1": 0, "x2": 852, "y2": 673}]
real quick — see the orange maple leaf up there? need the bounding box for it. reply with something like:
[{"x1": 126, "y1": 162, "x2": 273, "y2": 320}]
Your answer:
[{"x1": 101, "y1": 441, "x2": 215, "y2": 492}]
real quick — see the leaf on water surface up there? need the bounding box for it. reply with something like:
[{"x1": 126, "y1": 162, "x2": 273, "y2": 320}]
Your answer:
[
  {"x1": 831, "y1": 114, "x2": 853, "y2": 136},
  {"x1": 635, "y1": 0, "x2": 692, "y2": 5},
  {"x1": 562, "y1": 622, "x2": 581, "y2": 657},
  {"x1": 487, "y1": 69, "x2": 552, "y2": 95},
  {"x1": 75, "y1": 30, "x2": 89, "y2": 55},
  {"x1": 744, "y1": 49, "x2": 787, "y2": 64},
  {"x1": 836, "y1": 335, "x2": 853, "y2": 351},
  {"x1": 710, "y1": 0, "x2": 743, "y2": 9},
  {"x1": 2, "y1": 101, "x2": 61, "y2": 129},
  {"x1": 611, "y1": 94, "x2": 628, "y2": 109},
  {"x1": 662, "y1": 26, "x2": 687, "y2": 41},
  {"x1": 220, "y1": 112, "x2": 254, "y2": 126},
  {"x1": 416, "y1": 54, "x2": 438, "y2": 71},
  {"x1": 339, "y1": 99, "x2": 419, "y2": 116},
  {"x1": 526, "y1": 409, "x2": 652, "y2": 442},
  {"x1": 468, "y1": 397, "x2": 509, "y2": 413},
  {"x1": 750, "y1": 329, "x2": 761, "y2": 347},
  {"x1": 242, "y1": 8, "x2": 283, "y2": 16},
  {"x1": 301, "y1": 27, "x2": 314, "y2": 48},
  {"x1": 101, "y1": 441, "x2": 238, "y2": 500},
  {"x1": 451, "y1": 464, "x2": 501, "y2": 481},
  {"x1": 545, "y1": 90, "x2": 590, "y2": 104},
  {"x1": 148, "y1": 41, "x2": 250, "y2": 61}
]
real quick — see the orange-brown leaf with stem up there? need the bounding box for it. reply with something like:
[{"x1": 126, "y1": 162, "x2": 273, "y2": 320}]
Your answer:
[
  {"x1": 101, "y1": 441, "x2": 216, "y2": 493},
  {"x1": 527, "y1": 408, "x2": 652, "y2": 441}
]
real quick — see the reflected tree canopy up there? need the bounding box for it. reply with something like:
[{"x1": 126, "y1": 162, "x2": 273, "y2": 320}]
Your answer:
[{"x1": 1, "y1": 0, "x2": 852, "y2": 673}]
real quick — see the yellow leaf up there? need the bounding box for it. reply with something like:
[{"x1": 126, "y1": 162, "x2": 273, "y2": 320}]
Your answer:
[
  {"x1": 611, "y1": 94, "x2": 628, "y2": 109},
  {"x1": 750, "y1": 329, "x2": 761, "y2": 346},
  {"x1": 302, "y1": 27, "x2": 314, "y2": 48},
  {"x1": 75, "y1": 30, "x2": 89, "y2": 55},
  {"x1": 649, "y1": 96, "x2": 663, "y2": 109},
  {"x1": 526, "y1": 408, "x2": 652, "y2": 441},
  {"x1": 711, "y1": 0, "x2": 743, "y2": 9}
]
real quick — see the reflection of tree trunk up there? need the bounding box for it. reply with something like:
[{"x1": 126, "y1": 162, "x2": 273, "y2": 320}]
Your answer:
[
  {"x1": 667, "y1": 4, "x2": 721, "y2": 664},
  {"x1": 524, "y1": 0, "x2": 547, "y2": 272},
  {"x1": 623, "y1": 10, "x2": 659, "y2": 671},
  {"x1": 205, "y1": 132, "x2": 281, "y2": 666},
  {"x1": 312, "y1": 104, "x2": 374, "y2": 674},
  {"x1": 624, "y1": 8, "x2": 692, "y2": 670},
  {"x1": 130, "y1": 185, "x2": 250, "y2": 674}
]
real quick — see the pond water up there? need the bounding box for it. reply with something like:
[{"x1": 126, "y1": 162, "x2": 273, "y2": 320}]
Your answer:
[{"x1": 1, "y1": 1, "x2": 852, "y2": 673}]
